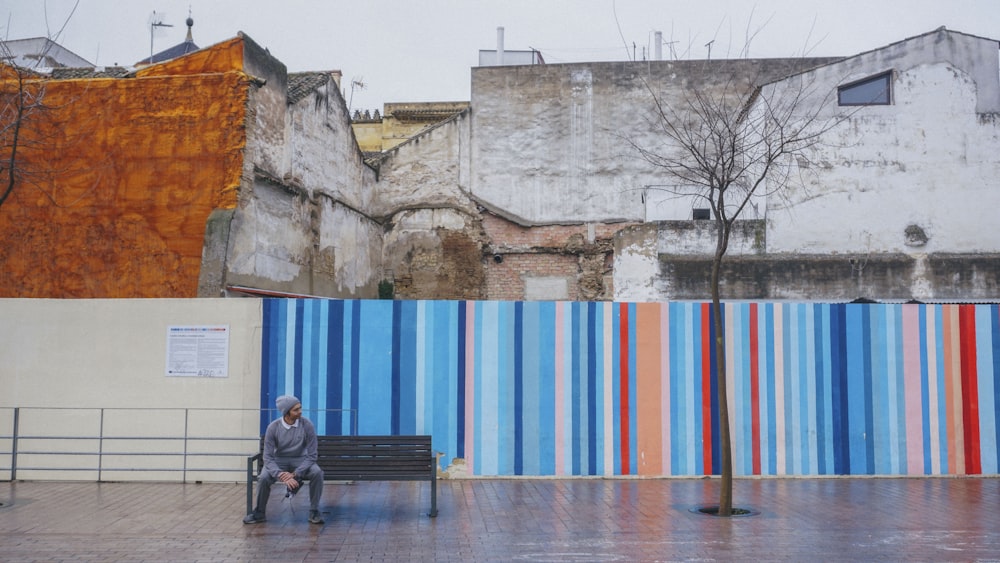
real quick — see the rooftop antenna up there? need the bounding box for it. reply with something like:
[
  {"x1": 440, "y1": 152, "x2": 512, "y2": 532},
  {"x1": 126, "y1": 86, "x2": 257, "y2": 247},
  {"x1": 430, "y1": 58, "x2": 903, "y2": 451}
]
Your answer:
[
  {"x1": 665, "y1": 41, "x2": 678, "y2": 60},
  {"x1": 348, "y1": 77, "x2": 366, "y2": 113},
  {"x1": 148, "y1": 11, "x2": 173, "y2": 63}
]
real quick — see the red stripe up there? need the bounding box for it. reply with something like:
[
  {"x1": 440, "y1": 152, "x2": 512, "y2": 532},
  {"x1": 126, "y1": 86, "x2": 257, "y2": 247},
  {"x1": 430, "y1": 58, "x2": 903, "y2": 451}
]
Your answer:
[
  {"x1": 619, "y1": 302, "x2": 631, "y2": 474},
  {"x1": 701, "y1": 302, "x2": 713, "y2": 474},
  {"x1": 958, "y1": 305, "x2": 981, "y2": 474},
  {"x1": 750, "y1": 304, "x2": 761, "y2": 475}
]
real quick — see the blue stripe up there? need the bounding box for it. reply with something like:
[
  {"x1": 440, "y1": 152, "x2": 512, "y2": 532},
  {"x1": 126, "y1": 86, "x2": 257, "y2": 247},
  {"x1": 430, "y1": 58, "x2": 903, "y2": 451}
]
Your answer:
[
  {"x1": 569, "y1": 302, "x2": 582, "y2": 475},
  {"x1": 327, "y1": 300, "x2": 345, "y2": 434},
  {"x1": 919, "y1": 305, "x2": 932, "y2": 474},
  {"x1": 830, "y1": 304, "x2": 847, "y2": 474},
  {"x1": 585, "y1": 302, "x2": 597, "y2": 475}
]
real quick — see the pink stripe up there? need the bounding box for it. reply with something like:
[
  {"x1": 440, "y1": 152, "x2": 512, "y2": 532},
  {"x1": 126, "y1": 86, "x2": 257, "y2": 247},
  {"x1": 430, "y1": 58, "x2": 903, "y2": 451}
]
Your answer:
[
  {"x1": 554, "y1": 302, "x2": 565, "y2": 475},
  {"x1": 464, "y1": 302, "x2": 475, "y2": 474},
  {"x1": 902, "y1": 305, "x2": 924, "y2": 474}
]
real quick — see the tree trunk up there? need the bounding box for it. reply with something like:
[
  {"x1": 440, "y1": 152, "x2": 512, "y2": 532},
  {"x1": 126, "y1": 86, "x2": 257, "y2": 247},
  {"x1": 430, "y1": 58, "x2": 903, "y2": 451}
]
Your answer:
[{"x1": 712, "y1": 224, "x2": 733, "y2": 516}]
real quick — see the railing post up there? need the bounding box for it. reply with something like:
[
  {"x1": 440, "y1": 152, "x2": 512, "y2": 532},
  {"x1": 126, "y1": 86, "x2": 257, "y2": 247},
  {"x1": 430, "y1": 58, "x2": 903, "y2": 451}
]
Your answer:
[
  {"x1": 11, "y1": 407, "x2": 19, "y2": 481},
  {"x1": 97, "y1": 408, "x2": 105, "y2": 482},
  {"x1": 183, "y1": 408, "x2": 190, "y2": 483}
]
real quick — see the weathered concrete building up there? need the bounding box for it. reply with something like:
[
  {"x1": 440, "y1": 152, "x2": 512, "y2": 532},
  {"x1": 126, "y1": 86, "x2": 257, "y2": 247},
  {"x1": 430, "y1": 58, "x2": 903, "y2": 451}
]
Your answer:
[
  {"x1": 376, "y1": 27, "x2": 1000, "y2": 302},
  {"x1": 2, "y1": 27, "x2": 997, "y2": 302},
  {"x1": 614, "y1": 28, "x2": 1000, "y2": 301}
]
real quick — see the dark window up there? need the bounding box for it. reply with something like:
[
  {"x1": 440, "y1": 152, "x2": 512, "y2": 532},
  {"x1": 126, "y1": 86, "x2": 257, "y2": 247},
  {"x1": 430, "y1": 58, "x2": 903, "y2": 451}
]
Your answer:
[
  {"x1": 838, "y1": 71, "x2": 891, "y2": 106},
  {"x1": 692, "y1": 208, "x2": 711, "y2": 220}
]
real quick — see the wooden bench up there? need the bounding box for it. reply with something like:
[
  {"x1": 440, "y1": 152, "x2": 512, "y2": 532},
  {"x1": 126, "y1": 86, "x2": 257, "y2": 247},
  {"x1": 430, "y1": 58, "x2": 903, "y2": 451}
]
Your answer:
[{"x1": 246, "y1": 434, "x2": 437, "y2": 517}]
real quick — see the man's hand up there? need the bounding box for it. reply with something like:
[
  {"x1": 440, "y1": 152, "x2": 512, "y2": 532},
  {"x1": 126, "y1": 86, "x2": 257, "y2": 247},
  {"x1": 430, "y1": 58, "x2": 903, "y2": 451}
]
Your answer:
[{"x1": 278, "y1": 471, "x2": 300, "y2": 490}]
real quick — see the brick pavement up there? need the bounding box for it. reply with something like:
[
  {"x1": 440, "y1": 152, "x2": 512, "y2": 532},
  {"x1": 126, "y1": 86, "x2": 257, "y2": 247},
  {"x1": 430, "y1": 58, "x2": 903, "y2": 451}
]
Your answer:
[{"x1": 1, "y1": 477, "x2": 998, "y2": 562}]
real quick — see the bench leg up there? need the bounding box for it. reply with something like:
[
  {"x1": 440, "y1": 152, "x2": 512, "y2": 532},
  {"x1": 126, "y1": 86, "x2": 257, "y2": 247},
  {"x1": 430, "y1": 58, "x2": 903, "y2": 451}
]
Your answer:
[{"x1": 428, "y1": 475, "x2": 438, "y2": 517}]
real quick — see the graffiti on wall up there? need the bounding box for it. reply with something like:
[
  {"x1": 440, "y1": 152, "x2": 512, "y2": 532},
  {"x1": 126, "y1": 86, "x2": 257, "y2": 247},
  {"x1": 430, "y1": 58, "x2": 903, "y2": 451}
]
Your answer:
[{"x1": 261, "y1": 299, "x2": 999, "y2": 477}]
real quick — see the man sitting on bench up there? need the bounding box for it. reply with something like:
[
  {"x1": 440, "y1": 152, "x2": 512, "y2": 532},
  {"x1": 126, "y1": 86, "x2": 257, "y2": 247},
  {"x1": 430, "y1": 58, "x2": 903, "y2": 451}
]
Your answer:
[{"x1": 243, "y1": 395, "x2": 325, "y2": 525}]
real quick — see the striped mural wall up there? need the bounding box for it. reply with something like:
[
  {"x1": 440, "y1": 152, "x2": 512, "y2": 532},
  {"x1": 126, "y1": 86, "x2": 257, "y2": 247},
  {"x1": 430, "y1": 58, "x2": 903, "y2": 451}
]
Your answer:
[{"x1": 260, "y1": 299, "x2": 1000, "y2": 477}]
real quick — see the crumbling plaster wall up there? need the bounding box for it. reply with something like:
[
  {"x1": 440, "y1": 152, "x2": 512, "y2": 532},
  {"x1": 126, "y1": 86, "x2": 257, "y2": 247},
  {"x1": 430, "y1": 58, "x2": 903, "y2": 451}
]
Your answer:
[
  {"x1": 373, "y1": 113, "x2": 489, "y2": 299},
  {"x1": 220, "y1": 43, "x2": 382, "y2": 298},
  {"x1": 764, "y1": 29, "x2": 1000, "y2": 259},
  {"x1": 469, "y1": 59, "x2": 836, "y2": 226}
]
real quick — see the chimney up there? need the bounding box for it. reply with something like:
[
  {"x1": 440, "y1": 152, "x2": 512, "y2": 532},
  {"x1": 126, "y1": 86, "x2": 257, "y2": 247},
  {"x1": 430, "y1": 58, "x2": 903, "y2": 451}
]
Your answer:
[
  {"x1": 497, "y1": 26, "x2": 505, "y2": 66},
  {"x1": 654, "y1": 31, "x2": 662, "y2": 60}
]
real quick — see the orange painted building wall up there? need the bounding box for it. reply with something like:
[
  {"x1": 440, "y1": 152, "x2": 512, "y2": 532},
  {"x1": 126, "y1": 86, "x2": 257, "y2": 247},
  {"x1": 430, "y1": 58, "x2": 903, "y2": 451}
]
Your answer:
[{"x1": 0, "y1": 38, "x2": 250, "y2": 297}]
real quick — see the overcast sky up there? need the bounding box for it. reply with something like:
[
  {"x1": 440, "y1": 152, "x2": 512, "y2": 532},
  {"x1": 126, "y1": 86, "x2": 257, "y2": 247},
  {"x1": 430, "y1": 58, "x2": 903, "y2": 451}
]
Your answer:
[{"x1": 4, "y1": 1, "x2": 999, "y2": 112}]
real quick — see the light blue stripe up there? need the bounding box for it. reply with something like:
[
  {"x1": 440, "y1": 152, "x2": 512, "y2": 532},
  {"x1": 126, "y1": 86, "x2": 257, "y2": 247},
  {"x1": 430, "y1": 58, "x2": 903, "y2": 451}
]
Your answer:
[
  {"x1": 446, "y1": 301, "x2": 460, "y2": 465},
  {"x1": 563, "y1": 303, "x2": 576, "y2": 475},
  {"x1": 976, "y1": 306, "x2": 998, "y2": 474},
  {"x1": 315, "y1": 301, "x2": 328, "y2": 430},
  {"x1": 415, "y1": 301, "x2": 427, "y2": 433},
  {"x1": 889, "y1": 305, "x2": 906, "y2": 474},
  {"x1": 301, "y1": 300, "x2": 313, "y2": 413},
  {"x1": 499, "y1": 302, "x2": 514, "y2": 475},
  {"x1": 782, "y1": 304, "x2": 795, "y2": 474},
  {"x1": 478, "y1": 301, "x2": 500, "y2": 474},
  {"x1": 521, "y1": 302, "x2": 541, "y2": 474},
  {"x1": 685, "y1": 303, "x2": 698, "y2": 475},
  {"x1": 356, "y1": 301, "x2": 392, "y2": 434},
  {"x1": 342, "y1": 300, "x2": 355, "y2": 431},
  {"x1": 934, "y1": 307, "x2": 949, "y2": 471},
  {"x1": 763, "y1": 304, "x2": 776, "y2": 475},
  {"x1": 738, "y1": 304, "x2": 753, "y2": 475},
  {"x1": 804, "y1": 304, "x2": 817, "y2": 474},
  {"x1": 668, "y1": 302, "x2": 682, "y2": 475},
  {"x1": 873, "y1": 305, "x2": 891, "y2": 474}
]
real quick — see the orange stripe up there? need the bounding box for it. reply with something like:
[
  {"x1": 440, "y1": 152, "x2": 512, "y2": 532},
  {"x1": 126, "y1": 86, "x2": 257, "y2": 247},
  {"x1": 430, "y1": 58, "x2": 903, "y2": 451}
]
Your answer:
[
  {"x1": 942, "y1": 305, "x2": 964, "y2": 474},
  {"x1": 635, "y1": 303, "x2": 663, "y2": 475}
]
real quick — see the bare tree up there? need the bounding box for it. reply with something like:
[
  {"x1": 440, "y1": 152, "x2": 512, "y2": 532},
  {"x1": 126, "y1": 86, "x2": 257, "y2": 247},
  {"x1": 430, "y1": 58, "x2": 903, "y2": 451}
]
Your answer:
[
  {"x1": 625, "y1": 60, "x2": 849, "y2": 514},
  {"x1": 0, "y1": 51, "x2": 47, "y2": 209},
  {"x1": 1, "y1": 1, "x2": 80, "y2": 210}
]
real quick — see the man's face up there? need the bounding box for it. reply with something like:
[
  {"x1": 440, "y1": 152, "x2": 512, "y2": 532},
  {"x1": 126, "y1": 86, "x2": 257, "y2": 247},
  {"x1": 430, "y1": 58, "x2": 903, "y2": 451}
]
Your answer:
[{"x1": 285, "y1": 403, "x2": 302, "y2": 423}]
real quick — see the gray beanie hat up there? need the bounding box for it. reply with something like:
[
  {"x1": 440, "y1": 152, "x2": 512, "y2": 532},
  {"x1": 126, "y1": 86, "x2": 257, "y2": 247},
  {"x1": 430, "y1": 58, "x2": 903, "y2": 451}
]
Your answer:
[{"x1": 275, "y1": 395, "x2": 300, "y2": 414}]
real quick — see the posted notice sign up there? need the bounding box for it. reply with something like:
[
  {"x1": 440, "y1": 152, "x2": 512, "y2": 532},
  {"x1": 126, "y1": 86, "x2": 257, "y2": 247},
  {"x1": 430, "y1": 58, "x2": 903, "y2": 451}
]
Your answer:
[{"x1": 166, "y1": 325, "x2": 230, "y2": 377}]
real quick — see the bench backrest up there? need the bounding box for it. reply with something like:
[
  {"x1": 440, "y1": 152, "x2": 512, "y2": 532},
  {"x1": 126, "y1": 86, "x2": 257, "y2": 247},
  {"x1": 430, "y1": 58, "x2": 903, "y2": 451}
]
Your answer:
[{"x1": 257, "y1": 435, "x2": 435, "y2": 482}]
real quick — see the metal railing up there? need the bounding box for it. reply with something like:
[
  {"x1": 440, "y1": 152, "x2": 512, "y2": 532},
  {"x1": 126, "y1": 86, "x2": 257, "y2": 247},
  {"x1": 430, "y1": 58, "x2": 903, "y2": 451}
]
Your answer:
[{"x1": 0, "y1": 407, "x2": 357, "y2": 482}]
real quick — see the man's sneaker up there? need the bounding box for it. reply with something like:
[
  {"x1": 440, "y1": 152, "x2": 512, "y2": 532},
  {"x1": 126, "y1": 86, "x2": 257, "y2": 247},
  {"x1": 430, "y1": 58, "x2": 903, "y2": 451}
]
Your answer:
[
  {"x1": 242, "y1": 511, "x2": 266, "y2": 524},
  {"x1": 309, "y1": 510, "x2": 325, "y2": 525}
]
